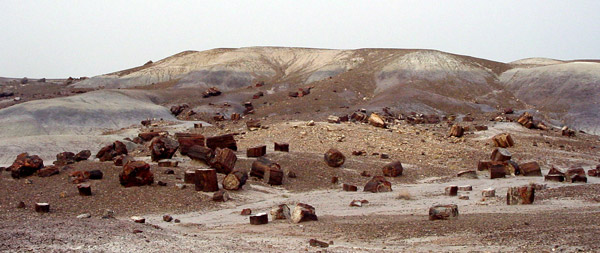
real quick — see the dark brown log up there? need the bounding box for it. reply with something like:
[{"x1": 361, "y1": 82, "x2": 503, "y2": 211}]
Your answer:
[
  {"x1": 176, "y1": 133, "x2": 205, "y2": 155},
  {"x1": 246, "y1": 145, "x2": 266, "y2": 157},
  {"x1": 364, "y1": 176, "x2": 392, "y2": 193},
  {"x1": 249, "y1": 213, "x2": 268, "y2": 225},
  {"x1": 263, "y1": 165, "x2": 284, "y2": 185},
  {"x1": 343, "y1": 183, "x2": 358, "y2": 191},
  {"x1": 223, "y1": 170, "x2": 248, "y2": 190},
  {"x1": 490, "y1": 164, "x2": 507, "y2": 179},
  {"x1": 150, "y1": 136, "x2": 179, "y2": 162},
  {"x1": 445, "y1": 185, "x2": 458, "y2": 196},
  {"x1": 324, "y1": 148, "x2": 345, "y2": 167},
  {"x1": 241, "y1": 208, "x2": 252, "y2": 215},
  {"x1": 186, "y1": 145, "x2": 214, "y2": 163},
  {"x1": 490, "y1": 148, "x2": 512, "y2": 162},
  {"x1": 77, "y1": 183, "x2": 92, "y2": 196},
  {"x1": 492, "y1": 133, "x2": 514, "y2": 148},
  {"x1": 250, "y1": 157, "x2": 281, "y2": 179},
  {"x1": 184, "y1": 170, "x2": 196, "y2": 184},
  {"x1": 270, "y1": 204, "x2": 290, "y2": 220},
  {"x1": 565, "y1": 168, "x2": 587, "y2": 183},
  {"x1": 309, "y1": 239, "x2": 329, "y2": 248},
  {"x1": 194, "y1": 168, "x2": 219, "y2": 192},
  {"x1": 291, "y1": 203, "x2": 318, "y2": 223},
  {"x1": 474, "y1": 125, "x2": 488, "y2": 131},
  {"x1": 429, "y1": 204, "x2": 458, "y2": 220},
  {"x1": 119, "y1": 161, "x2": 154, "y2": 187},
  {"x1": 517, "y1": 112, "x2": 534, "y2": 128},
  {"x1": 74, "y1": 150, "x2": 91, "y2": 161},
  {"x1": 138, "y1": 132, "x2": 161, "y2": 142},
  {"x1": 449, "y1": 125, "x2": 464, "y2": 137},
  {"x1": 382, "y1": 161, "x2": 403, "y2": 177},
  {"x1": 37, "y1": 166, "x2": 59, "y2": 177},
  {"x1": 274, "y1": 142, "x2": 289, "y2": 152},
  {"x1": 206, "y1": 134, "x2": 237, "y2": 151},
  {"x1": 519, "y1": 162, "x2": 542, "y2": 176},
  {"x1": 211, "y1": 148, "x2": 237, "y2": 174},
  {"x1": 507, "y1": 186, "x2": 535, "y2": 205},
  {"x1": 35, "y1": 203, "x2": 50, "y2": 213}
]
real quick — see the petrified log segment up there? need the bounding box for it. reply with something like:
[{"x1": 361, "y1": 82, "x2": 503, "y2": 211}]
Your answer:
[
  {"x1": 490, "y1": 164, "x2": 507, "y2": 179},
  {"x1": 565, "y1": 168, "x2": 587, "y2": 183},
  {"x1": 324, "y1": 148, "x2": 345, "y2": 167},
  {"x1": 223, "y1": 170, "x2": 248, "y2": 190},
  {"x1": 368, "y1": 113, "x2": 386, "y2": 128},
  {"x1": 96, "y1": 141, "x2": 128, "y2": 162},
  {"x1": 246, "y1": 145, "x2": 266, "y2": 157},
  {"x1": 54, "y1": 152, "x2": 76, "y2": 166},
  {"x1": 309, "y1": 239, "x2": 329, "y2": 248},
  {"x1": 241, "y1": 209, "x2": 252, "y2": 215},
  {"x1": 184, "y1": 170, "x2": 196, "y2": 184},
  {"x1": 507, "y1": 186, "x2": 535, "y2": 205},
  {"x1": 251, "y1": 157, "x2": 280, "y2": 179},
  {"x1": 230, "y1": 113, "x2": 241, "y2": 121},
  {"x1": 270, "y1": 204, "x2": 291, "y2": 220},
  {"x1": 246, "y1": 120, "x2": 261, "y2": 131},
  {"x1": 249, "y1": 213, "x2": 268, "y2": 225},
  {"x1": 490, "y1": 148, "x2": 512, "y2": 162},
  {"x1": 382, "y1": 161, "x2": 403, "y2": 177},
  {"x1": 186, "y1": 145, "x2": 214, "y2": 163},
  {"x1": 291, "y1": 203, "x2": 318, "y2": 223},
  {"x1": 364, "y1": 176, "x2": 392, "y2": 193},
  {"x1": 89, "y1": 170, "x2": 103, "y2": 180},
  {"x1": 114, "y1": 155, "x2": 133, "y2": 166},
  {"x1": 119, "y1": 161, "x2": 154, "y2": 187},
  {"x1": 158, "y1": 159, "x2": 178, "y2": 167},
  {"x1": 429, "y1": 204, "x2": 458, "y2": 220},
  {"x1": 9, "y1": 153, "x2": 44, "y2": 179},
  {"x1": 77, "y1": 183, "x2": 92, "y2": 196},
  {"x1": 343, "y1": 184, "x2": 358, "y2": 191},
  {"x1": 449, "y1": 125, "x2": 464, "y2": 137},
  {"x1": 519, "y1": 162, "x2": 542, "y2": 176},
  {"x1": 138, "y1": 132, "x2": 161, "y2": 142},
  {"x1": 150, "y1": 136, "x2": 179, "y2": 162},
  {"x1": 69, "y1": 171, "x2": 90, "y2": 184},
  {"x1": 445, "y1": 185, "x2": 458, "y2": 196},
  {"x1": 37, "y1": 166, "x2": 59, "y2": 177},
  {"x1": 274, "y1": 142, "x2": 289, "y2": 152},
  {"x1": 351, "y1": 112, "x2": 367, "y2": 122},
  {"x1": 458, "y1": 185, "x2": 472, "y2": 191},
  {"x1": 492, "y1": 133, "x2": 514, "y2": 148},
  {"x1": 263, "y1": 166, "x2": 284, "y2": 185},
  {"x1": 506, "y1": 161, "x2": 520, "y2": 175},
  {"x1": 176, "y1": 133, "x2": 205, "y2": 155},
  {"x1": 517, "y1": 112, "x2": 535, "y2": 129},
  {"x1": 588, "y1": 169, "x2": 599, "y2": 177},
  {"x1": 74, "y1": 150, "x2": 91, "y2": 161},
  {"x1": 211, "y1": 148, "x2": 237, "y2": 174},
  {"x1": 194, "y1": 168, "x2": 219, "y2": 192},
  {"x1": 482, "y1": 188, "x2": 496, "y2": 197},
  {"x1": 206, "y1": 134, "x2": 237, "y2": 151},
  {"x1": 35, "y1": 203, "x2": 50, "y2": 213}
]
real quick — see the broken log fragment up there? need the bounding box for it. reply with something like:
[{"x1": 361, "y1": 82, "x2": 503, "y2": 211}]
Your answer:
[
  {"x1": 490, "y1": 148, "x2": 512, "y2": 162},
  {"x1": 331, "y1": 176, "x2": 339, "y2": 184},
  {"x1": 74, "y1": 150, "x2": 91, "y2": 161},
  {"x1": 158, "y1": 159, "x2": 178, "y2": 167},
  {"x1": 246, "y1": 145, "x2": 266, "y2": 157},
  {"x1": 249, "y1": 213, "x2": 268, "y2": 225},
  {"x1": 449, "y1": 125, "x2": 464, "y2": 137},
  {"x1": 176, "y1": 133, "x2": 205, "y2": 155},
  {"x1": 206, "y1": 134, "x2": 237, "y2": 151},
  {"x1": 184, "y1": 170, "x2": 196, "y2": 184},
  {"x1": 210, "y1": 148, "x2": 237, "y2": 174},
  {"x1": 324, "y1": 148, "x2": 345, "y2": 167},
  {"x1": 250, "y1": 157, "x2": 281, "y2": 181},
  {"x1": 565, "y1": 168, "x2": 587, "y2": 183},
  {"x1": 194, "y1": 168, "x2": 219, "y2": 192},
  {"x1": 186, "y1": 145, "x2": 214, "y2": 164},
  {"x1": 382, "y1": 161, "x2": 403, "y2": 177},
  {"x1": 343, "y1": 183, "x2": 358, "y2": 191},
  {"x1": 274, "y1": 142, "x2": 289, "y2": 152},
  {"x1": 241, "y1": 208, "x2": 252, "y2": 215},
  {"x1": 77, "y1": 183, "x2": 92, "y2": 196},
  {"x1": 222, "y1": 170, "x2": 248, "y2": 190},
  {"x1": 519, "y1": 162, "x2": 542, "y2": 176},
  {"x1": 246, "y1": 120, "x2": 261, "y2": 131},
  {"x1": 445, "y1": 185, "x2": 458, "y2": 196},
  {"x1": 457, "y1": 170, "x2": 477, "y2": 179},
  {"x1": 507, "y1": 186, "x2": 535, "y2": 205},
  {"x1": 119, "y1": 161, "x2": 154, "y2": 187},
  {"x1": 150, "y1": 136, "x2": 179, "y2": 162},
  {"x1": 482, "y1": 188, "x2": 496, "y2": 197},
  {"x1": 270, "y1": 204, "x2": 291, "y2": 220},
  {"x1": 35, "y1": 203, "x2": 50, "y2": 213},
  {"x1": 492, "y1": 133, "x2": 514, "y2": 148},
  {"x1": 429, "y1": 204, "x2": 458, "y2": 220},
  {"x1": 490, "y1": 164, "x2": 507, "y2": 179},
  {"x1": 309, "y1": 239, "x2": 329, "y2": 248},
  {"x1": 368, "y1": 113, "x2": 386, "y2": 128},
  {"x1": 363, "y1": 176, "x2": 392, "y2": 193},
  {"x1": 291, "y1": 203, "x2": 318, "y2": 223}
]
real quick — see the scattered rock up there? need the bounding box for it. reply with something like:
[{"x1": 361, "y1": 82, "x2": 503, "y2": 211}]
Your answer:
[
  {"x1": 77, "y1": 213, "x2": 91, "y2": 219},
  {"x1": 158, "y1": 159, "x2": 179, "y2": 168},
  {"x1": 287, "y1": 171, "x2": 297, "y2": 178},
  {"x1": 490, "y1": 148, "x2": 512, "y2": 162},
  {"x1": 96, "y1": 141, "x2": 128, "y2": 162},
  {"x1": 562, "y1": 126, "x2": 576, "y2": 137},
  {"x1": 429, "y1": 204, "x2": 458, "y2": 220},
  {"x1": 77, "y1": 183, "x2": 92, "y2": 196},
  {"x1": 223, "y1": 170, "x2": 248, "y2": 190},
  {"x1": 74, "y1": 150, "x2": 91, "y2": 161},
  {"x1": 291, "y1": 203, "x2": 318, "y2": 223},
  {"x1": 202, "y1": 87, "x2": 221, "y2": 98},
  {"x1": 102, "y1": 209, "x2": 115, "y2": 219},
  {"x1": 364, "y1": 176, "x2": 392, "y2": 193},
  {"x1": 150, "y1": 136, "x2": 179, "y2": 162},
  {"x1": 324, "y1": 148, "x2": 345, "y2": 167},
  {"x1": 37, "y1": 166, "x2": 59, "y2": 177},
  {"x1": 212, "y1": 190, "x2": 230, "y2": 202},
  {"x1": 343, "y1": 183, "x2": 358, "y2": 191},
  {"x1": 131, "y1": 216, "x2": 146, "y2": 223},
  {"x1": 211, "y1": 148, "x2": 237, "y2": 174},
  {"x1": 482, "y1": 188, "x2": 496, "y2": 197},
  {"x1": 35, "y1": 203, "x2": 50, "y2": 213},
  {"x1": 274, "y1": 142, "x2": 289, "y2": 152},
  {"x1": 17, "y1": 201, "x2": 26, "y2": 208},
  {"x1": 459, "y1": 195, "x2": 469, "y2": 200},
  {"x1": 89, "y1": 170, "x2": 103, "y2": 180},
  {"x1": 327, "y1": 115, "x2": 341, "y2": 124},
  {"x1": 194, "y1": 168, "x2": 219, "y2": 192},
  {"x1": 519, "y1": 162, "x2": 542, "y2": 176},
  {"x1": 458, "y1": 185, "x2": 472, "y2": 191},
  {"x1": 247, "y1": 145, "x2": 267, "y2": 157},
  {"x1": 449, "y1": 125, "x2": 464, "y2": 137},
  {"x1": 368, "y1": 113, "x2": 386, "y2": 128},
  {"x1": 507, "y1": 186, "x2": 535, "y2": 205},
  {"x1": 249, "y1": 213, "x2": 269, "y2": 225},
  {"x1": 157, "y1": 181, "x2": 167, "y2": 186},
  {"x1": 241, "y1": 208, "x2": 252, "y2": 215},
  {"x1": 8, "y1": 153, "x2": 44, "y2": 179},
  {"x1": 69, "y1": 171, "x2": 90, "y2": 184},
  {"x1": 270, "y1": 204, "x2": 291, "y2": 220},
  {"x1": 492, "y1": 133, "x2": 514, "y2": 148},
  {"x1": 445, "y1": 185, "x2": 458, "y2": 196},
  {"x1": 119, "y1": 161, "x2": 154, "y2": 187},
  {"x1": 382, "y1": 161, "x2": 403, "y2": 177},
  {"x1": 54, "y1": 152, "x2": 76, "y2": 166},
  {"x1": 565, "y1": 168, "x2": 587, "y2": 183},
  {"x1": 175, "y1": 183, "x2": 186, "y2": 189},
  {"x1": 162, "y1": 215, "x2": 173, "y2": 222},
  {"x1": 206, "y1": 134, "x2": 237, "y2": 151}
]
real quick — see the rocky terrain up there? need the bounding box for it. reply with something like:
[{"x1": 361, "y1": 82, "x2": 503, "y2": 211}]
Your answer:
[{"x1": 1, "y1": 47, "x2": 599, "y2": 252}]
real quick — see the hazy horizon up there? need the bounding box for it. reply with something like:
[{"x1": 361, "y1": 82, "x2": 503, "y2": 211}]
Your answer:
[{"x1": 1, "y1": 0, "x2": 599, "y2": 78}]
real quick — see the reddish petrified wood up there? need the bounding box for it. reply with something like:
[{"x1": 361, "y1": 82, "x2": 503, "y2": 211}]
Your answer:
[
  {"x1": 246, "y1": 145, "x2": 266, "y2": 157},
  {"x1": 96, "y1": 141, "x2": 128, "y2": 162},
  {"x1": 186, "y1": 145, "x2": 214, "y2": 164},
  {"x1": 194, "y1": 168, "x2": 219, "y2": 192},
  {"x1": 291, "y1": 203, "x2": 318, "y2": 223},
  {"x1": 150, "y1": 136, "x2": 179, "y2": 162},
  {"x1": 35, "y1": 203, "x2": 50, "y2": 213},
  {"x1": 343, "y1": 183, "x2": 358, "y2": 191},
  {"x1": 507, "y1": 186, "x2": 535, "y2": 205},
  {"x1": 54, "y1": 152, "x2": 76, "y2": 166},
  {"x1": 74, "y1": 150, "x2": 91, "y2": 161},
  {"x1": 429, "y1": 204, "x2": 458, "y2": 220},
  {"x1": 565, "y1": 168, "x2": 587, "y2": 183},
  {"x1": 364, "y1": 176, "x2": 392, "y2": 193},
  {"x1": 184, "y1": 170, "x2": 196, "y2": 184},
  {"x1": 250, "y1": 157, "x2": 283, "y2": 185},
  {"x1": 8, "y1": 153, "x2": 44, "y2": 178},
  {"x1": 206, "y1": 134, "x2": 237, "y2": 151},
  {"x1": 519, "y1": 162, "x2": 542, "y2": 176},
  {"x1": 77, "y1": 183, "x2": 92, "y2": 196},
  {"x1": 274, "y1": 142, "x2": 289, "y2": 152},
  {"x1": 449, "y1": 125, "x2": 464, "y2": 137},
  {"x1": 246, "y1": 120, "x2": 261, "y2": 131},
  {"x1": 382, "y1": 161, "x2": 403, "y2": 177},
  {"x1": 69, "y1": 171, "x2": 90, "y2": 184},
  {"x1": 445, "y1": 185, "x2": 458, "y2": 196},
  {"x1": 324, "y1": 148, "x2": 345, "y2": 167},
  {"x1": 490, "y1": 148, "x2": 512, "y2": 162},
  {"x1": 138, "y1": 132, "x2": 161, "y2": 142},
  {"x1": 119, "y1": 161, "x2": 154, "y2": 187},
  {"x1": 492, "y1": 133, "x2": 514, "y2": 148},
  {"x1": 250, "y1": 213, "x2": 268, "y2": 225},
  {"x1": 37, "y1": 166, "x2": 59, "y2": 177},
  {"x1": 241, "y1": 208, "x2": 252, "y2": 215},
  {"x1": 176, "y1": 133, "x2": 205, "y2": 155},
  {"x1": 490, "y1": 164, "x2": 507, "y2": 179},
  {"x1": 270, "y1": 204, "x2": 291, "y2": 220},
  {"x1": 211, "y1": 148, "x2": 237, "y2": 174},
  {"x1": 223, "y1": 170, "x2": 248, "y2": 190}
]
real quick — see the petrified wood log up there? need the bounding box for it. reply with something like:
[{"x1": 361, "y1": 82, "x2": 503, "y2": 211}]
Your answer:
[
  {"x1": 565, "y1": 168, "x2": 587, "y2": 183},
  {"x1": 368, "y1": 113, "x2": 386, "y2": 128},
  {"x1": 519, "y1": 162, "x2": 542, "y2": 176},
  {"x1": 291, "y1": 203, "x2": 318, "y2": 223},
  {"x1": 241, "y1": 208, "x2": 252, "y2": 215},
  {"x1": 119, "y1": 161, "x2": 154, "y2": 187},
  {"x1": 9, "y1": 153, "x2": 44, "y2": 179},
  {"x1": 507, "y1": 186, "x2": 535, "y2": 205},
  {"x1": 138, "y1": 132, "x2": 161, "y2": 142},
  {"x1": 206, "y1": 134, "x2": 237, "y2": 151},
  {"x1": 77, "y1": 183, "x2": 92, "y2": 196},
  {"x1": 35, "y1": 203, "x2": 50, "y2": 213},
  {"x1": 382, "y1": 161, "x2": 403, "y2": 177},
  {"x1": 343, "y1": 183, "x2": 358, "y2": 191},
  {"x1": 176, "y1": 133, "x2": 205, "y2": 155},
  {"x1": 194, "y1": 168, "x2": 219, "y2": 192},
  {"x1": 150, "y1": 136, "x2": 179, "y2": 162},
  {"x1": 211, "y1": 148, "x2": 237, "y2": 174},
  {"x1": 37, "y1": 166, "x2": 59, "y2": 177},
  {"x1": 364, "y1": 176, "x2": 392, "y2": 193},
  {"x1": 274, "y1": 142, "x2": 289, "y2": 152},
  {"x1": 492, "y1": 133, "x2": 514, "y2": 148},
  {"x1": 157, "y1": 159, "x2": 178, "y2": 167},
  {"x1": 223, "y1": 170, "x2": 248, "y2": 190},
  {"x1": 212, "y1": 190, "x2": 229, "y2": 202},
  {"x1": 429, "y1": 204, "x2": 458, "y2": 220},
  {"x1": 309, "y1": 239, "x2": 329, "y2": 248},
  {"x1": 457, "y1": 170, "x2": 477, "y2": 179},
  {"x1": 246, "y1": 145, "x2": 266, "y2": 157},
  {"x1": 445, "y1": 185, "x2": 458, "y2": 196},
  {"x1": 490, "y1": 164, "x2": 507, "y2": 179},
  {"x1": 250, "y1": 157, "x2": 280, "y2": 179},
  {"x1": 270, "y1": 204, "x2": 290, "y2": 220},
  {"x1": 54, "y1": 152, "x2": 76, "y2": 166},
  {"x1": 449, "y1": 125, "x2": 464, "y2": 137},
  {"x1": 490, "y1": 148, "x2": 512, "y2": 162},
  {"x1": 184, "y1": 170, "x2": 196, "y2": 184},
  {"x1": 89, "y1": 170, "x2": 103, "y2": 180},
  {"x1": 482, "y1": 188, "x2": 496, "y2": 197},
  {"x1": 324, "y1": 148, "x2": 345, "y2": 167},
  {"x1": 246, "y1": 120, "x2": 261, "y2": 131},
  {"x1": 186, "y1": 145, "x2": 214, "y2": 163},
  {"x1": 96, "y1": 141, "x2": 128, "y2": 162},
  {"x1": 249, "y1": 213, "x2": 268, "y2": 225},
  {"x1": 74, "y1": 150, "x2": 91, "y2": 161}
]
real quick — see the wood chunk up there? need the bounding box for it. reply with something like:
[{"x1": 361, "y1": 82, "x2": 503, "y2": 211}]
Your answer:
[
  {"x1": 544, "y1": 174, "x2": 565, "y2": 182},
  {"x1": 565, "y1": 168, "x2": 587, "y2": 183},
  {"x1": 249, "y1": 213, "x2": 268, "y2": 225},
  {"x1": 119, "y1": 161, "x2": 154, "y2": 187},
  {"x1": 382, "y1": 161, "x2": 403, "y2": 177},
  {"x1": 429, "y1": 204, "x2": 458, "y2": 220},
  {"x1": 506, "y1": 161, "x2": 520, "y2": 175},
  {"x1": 194, "y1": 168, "x2": 219, "y2": 192},
  {"x1": 222, "y1": 170, "x2": 248, "y2": 190},
  {"x1": 368, "y1": 113, "x2": 386, "y2": 128},
  {"x1": 184, "y1": 170, "x2": 196, "y2": 184},
  {"x1": 519, "y1": 162, "x2": 542, "y2": 176},
  {"x1": 457, "y1": 170, "x2": 477, "y2": 179},
  {"x1": 331, "y1": 176, "x2": 339, "y2": 184},
  {"x1": 482, "y1": 188, "x2": 496, "y2": 197},
  {"x1": 131, "y1": 216, "x2": 146, "y2": 223},
  {"x1": 458, "y1": 195, "x2": 469, "y2": 200},
  {"x1": 492, "y1": 133, "x2": 515, "y2": 148},
  {"x1": 324, "y1": 148, "x2": 345, "y2": 167},
  {"x1": 490, "y1": 148, "x2": 512, "y2": 162},
  {"x1": 246, "y1": 120, "x2": 261, "y2": 131},
  {"x1": 449, "y1": 125, "x2": 464, "y2": 137},
  {"x1": 163, "y1": 215, "x2": 173, "y2": 222},
  {"x1": 445, "y1": 185, "x2": 458, "y2": 196},
  {"x1": 150, "y1": 136, "x2": 179, "y2": 162},
  {"x1": 287, "y1": 171, "x2": 297, "y2": 178},
  {"x1": 37, "y1": 166, "x2": 59, "y2": 177},
  {"x1": 211, "y1": 148, "x2": 237, "y2": 174},
  {"x1": 474, "y1": 125, "x2": 488, "y2": 131},
  {"x1": 363, "y1": 176, "x2": 392, "y2": 193},
  {"x1": 291, "y1": 203, "x2": 318, "y2": 223},
  {"x1": 158, "y1": 159, "x2": 178, "y2": 167},
  {"x1": 77, "y1": 183, "x2": 92, "y2": 196},
  {"x1": 176, "y1": 133, "x2": 205, "y2": 155},
  {"x1": 250, "y1": 157, "x2": 282, "y2": 183},
  {"x1": 138, "y1": 132, "x2": 161, "y2": 142},
  {"x1": 327, "y1": 115, "x2": 341, "y2": 124},
  {"x1": 343, "y1": 183, "x2": 358, "y2": 191},
  {"x1": 35, "y1": 203, "x2": 50, "y2": 213},
  {"x1": 230, "y1": 113, "x2": 241, "y2": 121},
  {"x1": 212, "y1": 190, "x2": 229, "y2": 202},
  {"x1": 309, "y1": 239, "x2": 329, "y2": 248},
  {"x1": 507, "y1": 186, "x2": 535, "y2": 205},
  {"x1": 206, "y1": 134, "x2": 237, "y2": 151},
  {"x1": 490, "y1": 164, "x2": 507, "y2": 179},
  {"x1": 588, "y1": 169, "x2": 599, "y2": 177},
  {"x1": 517, "y1": 112, "x2": 535, "y2": 129},
  {"x1": 263, "y1": 165, "x2": 284, "y2": 185},
  {"x1": 241, "y1": 208, "x2": 252, "y2": 215},
  {"x1": 246, "y1": 145, "x2": 266, "y2": 157},
  {"x1": 270, "y1": 204, "x2": 291, "y2": 220},
  {"x1": 274, "y1": 142, "x2": 289, "y2": 152},
  {"x1": 458, "y1": 185, "x2": 472, "y2": 191},
  {"x1": 186, "y1": 145, "x2": 214, "y2": 163},
  {"x1": 194, "y1": 123, "x2": 202, "y2": 128}
]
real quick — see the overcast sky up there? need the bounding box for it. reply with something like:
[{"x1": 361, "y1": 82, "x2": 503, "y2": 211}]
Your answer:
[{"x1": 1, "y1": 0, "x2": 599, "y2": 78}]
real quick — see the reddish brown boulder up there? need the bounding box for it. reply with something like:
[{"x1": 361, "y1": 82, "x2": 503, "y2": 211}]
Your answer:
[
  {"x1": 490, "y1": 163, "x2": 507, "y2": 179},
  {"x1": 588, "y1": 169, "x2": 599, "y2": 177},
  {"x1": 519, "y1": 162, "x2": 542, "y2": 176},
  {"x1": 89, "y1": 170, "x2": 103, "y2": 180},
  {"x1": 96, "y1": 141, "x2": 128, "y2": 162},
  {"x1": 364, "y1": 176, "x2": 392, "y2": 193},
  {"x1": 150, "y1": 136, "x2": 179, "y2": 162},
  {"x1": 350, "y1": 112, "x2": 367, "y2": 122},
  {"x1": 35, "y1": 203, "x2": 50, "y2": 213},
  {"x1": 565, "y1": 168, "x2": 587, "y2": 183},
  {"x1": 211, "y1": 148, "x2": 237, "y2": 174},
  {"x1": 9, "y1": 153, "x2": 44, "y2": 178},
  {"x1": 37, "y1": 166, "x2": 59, "y2": 177},
  {"x1": 175, "y1": 133, "x2": 205, "y2": 155},
  {"x1": 74, "y1": 150, "x2": 91, "y2": 161},
  {"x1": 119, "y1": 161, "x2": 154, "y2": 187},
  {"x1": 195, "y1": 168, "x2": 219, "y2": 192},
  {"x1": 382, "y1": 161, "x2": 403, "y2": 177},
  {"x1": 492, "y1": 133, "x2": 514, "y2": 148},
  {"x1": 206, "y1": 134, "x2": 237, "y2": 151},
  {"x1": 324, "y1": 148, "x2": 345, "y2": 167},
  {"x1": 507, "y1": 186, "x2": 535, "y2": 205},
  {"x1": 274, "y1": 142, "x2": 289, "y2": 152},
  {"x1": 246, "y1": 145, "x2": 266, "y2": 157},
  {"x1": 54, "y1": 152, "x2": 76, "y2": 166}
]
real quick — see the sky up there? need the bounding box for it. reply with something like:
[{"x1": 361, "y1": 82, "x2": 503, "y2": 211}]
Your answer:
[{"x1": 1, "y1": 0, "x2": 599, "y2": 78}]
